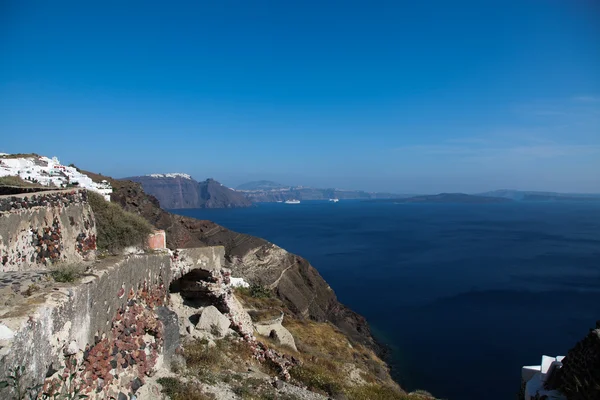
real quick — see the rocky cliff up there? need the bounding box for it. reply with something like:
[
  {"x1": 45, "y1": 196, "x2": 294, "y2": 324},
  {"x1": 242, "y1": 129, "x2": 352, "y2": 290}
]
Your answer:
[
  {"x1": 127, "y1": 174, "x2": 252, "y2": 209},
  {"x1": 85, "y1": 171, "x2": 379, "y2": 352}
]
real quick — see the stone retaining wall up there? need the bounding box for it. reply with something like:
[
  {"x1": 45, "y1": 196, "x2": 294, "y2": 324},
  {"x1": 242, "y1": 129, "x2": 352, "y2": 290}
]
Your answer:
[
  {"x1": 0, "y1": 189, "x2": 96, "y2": 271},
  {"x1": 0, "y1": 253, "x2": 173, "y2": 398}
]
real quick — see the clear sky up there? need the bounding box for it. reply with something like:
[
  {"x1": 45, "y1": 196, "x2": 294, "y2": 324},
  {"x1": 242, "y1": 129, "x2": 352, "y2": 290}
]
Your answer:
[{"x1": 1, "y1": 0, "x2": 599, "y2": 193}]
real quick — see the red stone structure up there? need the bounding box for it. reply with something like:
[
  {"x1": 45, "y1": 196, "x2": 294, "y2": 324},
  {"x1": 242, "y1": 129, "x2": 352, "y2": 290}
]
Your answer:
[{"x1": 147, "y1": 230, "x2": 166, "y2": 250}]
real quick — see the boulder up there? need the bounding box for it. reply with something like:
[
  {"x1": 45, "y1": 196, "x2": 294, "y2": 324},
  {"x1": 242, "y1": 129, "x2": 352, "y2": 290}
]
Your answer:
[
  {"x1": 196, "y1": 306, "x2": 230, "y2": 338},
  {"x1": 255, "y1": 320, "x2": 297, "y2": 351}
]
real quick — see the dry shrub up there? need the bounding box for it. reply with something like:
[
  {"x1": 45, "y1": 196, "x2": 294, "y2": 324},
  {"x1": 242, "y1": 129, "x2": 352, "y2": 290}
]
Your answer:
[
  {"x1": 347, "y1": 384, "x2": 410, "y2": 400},
  {"x1": 156, "y1": 377, "x2": 214, "y2": 400},
  {"x1": 87, "y1": 191, "x2": 153, "y2": 253},
  {"x1": 50, "y1": 263, "x2": 86, "y2": 283}
]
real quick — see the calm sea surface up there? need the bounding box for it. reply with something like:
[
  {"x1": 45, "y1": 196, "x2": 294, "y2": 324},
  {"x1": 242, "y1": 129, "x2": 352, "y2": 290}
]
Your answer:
[{"x1": 171, "y1": 201, "x2": 600, "y2": 400}]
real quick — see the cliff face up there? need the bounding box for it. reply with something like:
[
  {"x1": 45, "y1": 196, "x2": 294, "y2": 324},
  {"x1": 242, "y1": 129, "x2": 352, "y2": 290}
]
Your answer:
[
  {"x1": 96, "y1": 174, "x2": 378, "y2": 351},
  {"x1": 127, "y1": 175, "x2": 252, "y2": 209}
]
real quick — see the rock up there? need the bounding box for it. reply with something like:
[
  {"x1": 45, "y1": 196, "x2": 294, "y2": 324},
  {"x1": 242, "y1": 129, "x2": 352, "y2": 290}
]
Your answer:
[
  {"x1": 45, "y1": 362, "x2": 58, "y2": 378},
  {"x1": 227, "y1": 294, "x2": 254, "y2": 337},
  {"x1": 131, "y1": 377, "x2": 142, "y2": 392},
  {"x1": 117, "y1": 392, "x2": 128, "y2": 400},
  {"x1": 191, "y1": 330, "x2": 214, "y2": 342},
  {"x1": 273, "y1": 378, "x2": 284, "y2": 389},
  {"x1": 64, "y1": 340, "x2": 79, "y2": 356},
  {"x1": 226, "y1": 328, "x2": 238, "y2": 337},
  {"x1": 196, "y1": 305, "x2": 230, "y2": 337},
  {"x1": 155, "y1": 306, "x2": 180, "y2": 366},
  {"x1": 255, "y1": 320, "x2": 298, "y2": 352}
]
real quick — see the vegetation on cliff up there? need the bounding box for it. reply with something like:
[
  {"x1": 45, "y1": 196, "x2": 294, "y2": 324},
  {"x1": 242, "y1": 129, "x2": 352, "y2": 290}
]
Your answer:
[{"x1": 87, "y1": 191, "x2": 153, "y2": 253}]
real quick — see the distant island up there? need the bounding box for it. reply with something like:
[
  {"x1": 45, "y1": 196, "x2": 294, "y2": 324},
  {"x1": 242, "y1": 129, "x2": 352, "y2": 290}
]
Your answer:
[
  {"x1": 366, "y1": 193, "x2": 514, "y2": 204},
  {"x1": 479, "y1": 189, "x2": 600, "y2": 202},
  {"x1": 236, "y1": 180, "x2": 410, "y2": 202}
]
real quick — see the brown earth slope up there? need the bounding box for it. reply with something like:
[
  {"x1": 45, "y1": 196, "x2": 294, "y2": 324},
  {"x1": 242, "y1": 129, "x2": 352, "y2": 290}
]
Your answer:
[{"x1": 82, "y1": 171, "x2": 378, "y2": 352}]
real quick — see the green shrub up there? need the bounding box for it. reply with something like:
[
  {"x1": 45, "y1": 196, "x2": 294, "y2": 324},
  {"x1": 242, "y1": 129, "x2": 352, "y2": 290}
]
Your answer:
[
  {"x1": 290, "y1": 363, "x2": 342, "y2": 395},
  {"x1": 156, "y1": 377, "x2": 213, "y2": 400},
  {"x1": 50, "y1": 263, "x2": 86, "y2": 283},
  {"x1": 87, "y1": 191, "x2": 153, "y2": 253},
  {"x1": 347, "y1": 384, "x2": 411, "y2": 400},
  {"x1": 236, "y1": 284, "x2": 272, "y2": 299}
]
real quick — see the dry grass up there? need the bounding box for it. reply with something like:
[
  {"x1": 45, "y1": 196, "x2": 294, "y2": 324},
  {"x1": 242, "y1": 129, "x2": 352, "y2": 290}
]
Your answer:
[
  {"x1": 236, "y1": 287, "x2": 403, "y2": 396},
  {"x1": 281, "y1": 316, "x2": 402, "y2": 397},
  {"x1": 184, "y1": 337, "x2": 256, "y2": 380},
  {"x1": 346, "y1": 384, "x2": 412, "y2": 400},
  {"x1": 180, "y1": 291, "x2": 419, "y2": 399},
  {"x1": 0, "y1": 175, "x2": 40, "y2": 187}
]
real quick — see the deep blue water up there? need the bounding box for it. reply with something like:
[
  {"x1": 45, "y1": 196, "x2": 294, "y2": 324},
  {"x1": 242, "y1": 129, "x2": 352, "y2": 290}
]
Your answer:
[{"x1": 171, "y1": 201, "x2": 600, "y2": 400}]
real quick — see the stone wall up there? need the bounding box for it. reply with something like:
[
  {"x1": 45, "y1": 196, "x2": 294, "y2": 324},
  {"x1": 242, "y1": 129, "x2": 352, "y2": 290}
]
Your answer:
[
  {"x1": 0, "y1": 189, "x2": 96, "y2": 272},
  {"x1": 558, "y1": 322, "x2": 600, "y2": 400},
  {"x1": 0, "y1": 253, "x2": 173, "y2": 398},
  {"x1": 171, "y1": 246, "x2": 225, "y2": 280}
]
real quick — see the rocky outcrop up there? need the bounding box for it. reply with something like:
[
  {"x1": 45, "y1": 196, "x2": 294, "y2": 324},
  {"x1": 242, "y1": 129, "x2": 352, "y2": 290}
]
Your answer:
[
  {"x1": 255, "y1": 314, "x2": 298, "y2": 351},
  {"x1": 558, "y1": 322, "x2": 600, "y2": 400},
  {"x1": 126, "y1": 175, "x2": 252, "y2": 209},
  {"x1": 196, "y1": 306, "x2": 231, "y2": 337}
]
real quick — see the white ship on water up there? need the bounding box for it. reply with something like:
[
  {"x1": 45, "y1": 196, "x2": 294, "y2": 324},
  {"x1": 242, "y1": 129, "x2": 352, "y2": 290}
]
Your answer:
[
  {"x1": 329, "y1": 198, "x2": 339, "y2": 203},
  {"x1": 284, "y1": 199, "x2": 300, "y2": 204}
]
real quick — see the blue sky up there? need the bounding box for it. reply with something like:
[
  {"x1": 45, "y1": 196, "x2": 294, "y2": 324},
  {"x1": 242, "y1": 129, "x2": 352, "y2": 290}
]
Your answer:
[{"x1": 1, "y1": 0, "x2": 599, "y2": 193}]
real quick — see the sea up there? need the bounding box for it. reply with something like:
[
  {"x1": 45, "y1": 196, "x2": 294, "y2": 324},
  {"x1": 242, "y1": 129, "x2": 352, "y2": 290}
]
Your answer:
[{"x1": 171, "y1": 200, "x2": 600, "y2": 400}]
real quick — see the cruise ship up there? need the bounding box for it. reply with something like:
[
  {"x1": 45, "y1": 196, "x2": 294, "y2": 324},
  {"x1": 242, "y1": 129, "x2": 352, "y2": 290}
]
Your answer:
[
  {"x1": 329, "y1": 198, "x2": 339, "y2": 203},
  {"x1": 284, "y1": 199, "x2": 300, "y2": 204}
]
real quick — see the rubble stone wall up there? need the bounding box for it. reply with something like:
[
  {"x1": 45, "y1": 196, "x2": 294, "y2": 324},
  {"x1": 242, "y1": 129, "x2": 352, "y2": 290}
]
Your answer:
[
  {"x1": 0, "y1": 253, "x2": 172, "y2": 398},
  {"x1": 0, "y1": 189, "x2": 96, "y2": 272}
]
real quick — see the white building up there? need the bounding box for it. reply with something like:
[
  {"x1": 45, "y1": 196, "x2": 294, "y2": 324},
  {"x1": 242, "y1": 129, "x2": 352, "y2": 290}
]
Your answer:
[
  {"x1": 0, "y1": 154, "x2": 113, "y2": 201},
  {"x1": 521, "y1": 355, "x2": 566, "y2": 400}
]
